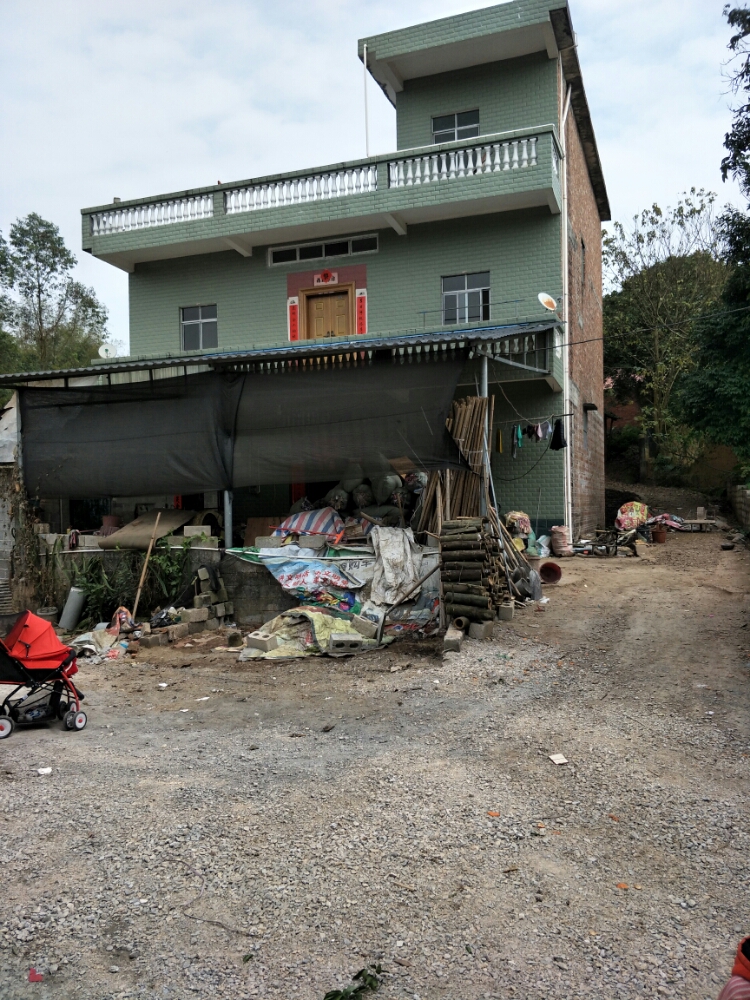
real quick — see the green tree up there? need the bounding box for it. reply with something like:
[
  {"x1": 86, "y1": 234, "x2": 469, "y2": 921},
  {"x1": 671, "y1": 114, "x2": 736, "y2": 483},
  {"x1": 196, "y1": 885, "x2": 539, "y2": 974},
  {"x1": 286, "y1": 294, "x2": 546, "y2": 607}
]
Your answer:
[
  {"x1": 0, "y1": 213, "x2": 107, "y2": 370},
  {"x1": 679, "y1": 208, "x2": 750, "y2": 476},
  {"x1": 603, "y1": 190, "x2": 726, "y2": 444},
  {"x1": 722, "y1": 5, "x2": 750, "y2": 197}
]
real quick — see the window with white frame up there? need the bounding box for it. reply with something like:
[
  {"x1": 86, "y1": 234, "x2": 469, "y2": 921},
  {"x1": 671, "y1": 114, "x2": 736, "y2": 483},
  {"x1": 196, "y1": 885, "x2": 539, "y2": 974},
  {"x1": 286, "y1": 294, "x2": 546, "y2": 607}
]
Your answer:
[
  {"x1": 442, "y1": 272, "x2": 490, "y2": 325},
  {"x1": 181, "y1": 305, "x2": 218, "y2": 351},
  {"x1": 432, "y1": 109, "x2": 480, "y2": 144}
]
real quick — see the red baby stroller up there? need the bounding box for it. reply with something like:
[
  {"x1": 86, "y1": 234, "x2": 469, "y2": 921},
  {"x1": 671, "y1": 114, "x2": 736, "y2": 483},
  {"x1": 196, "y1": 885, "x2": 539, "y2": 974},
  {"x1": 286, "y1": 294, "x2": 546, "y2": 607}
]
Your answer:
[{"x1": 0, "y1": 611, "x2": 86, "y2": 739}]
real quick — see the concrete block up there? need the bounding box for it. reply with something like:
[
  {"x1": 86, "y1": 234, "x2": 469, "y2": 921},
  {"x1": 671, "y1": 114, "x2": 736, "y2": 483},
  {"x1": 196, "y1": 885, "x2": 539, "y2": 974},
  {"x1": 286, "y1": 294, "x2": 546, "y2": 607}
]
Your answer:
[
  {"x1": 167, "y1": 623, "x2": 189, "y2": 642},
  {"x1": 188, "y1": 621, "x2": 205, "y2": 634},
  {"x1": 443, "y1": 628, "x2": 463, "y2": 653},
  {"x1": 207, "y1": 604, "x2": 217, "y2": 618},
  {"x1": 189, "y1": 535, "x2": 218, "y2": 548},
  {"x1": 351, "y1": 614, "x2": 378, "y2": 639},
  {"x1": 328, "y1": 634, "x2": 368, "y2": 654},
  {"x1": 33, "y1": 523, "x2": 50, "y2": 535},
  {"x1": 193, "y1": 593, "x2": 212, "y2": 608},
  {"x1": 213, "y1": 603, "x2": 226, "y2": 618},
  {"x1": 204, "y1": 618, "x2": 220, "y2": 631},
  {"x1": 140, "y1": 633, "x2": 166, "y2": 649},
  {"x1": 180, "y1": 607, "x2": 209, "y2": 622},
  {"x1": 199, "y1": 579, "x2": 213, "y2": 594},
  {"x1": 215, "y1": 584, "x2": 228, "y2": 603},
  {"x1": 246, "y1": 630, "x2": 279, "y2": 652},
  {"x1": 224, "y1": 602, "x2": 234, "y2": 616},
  {"x1": 469, "y1": 620, "x2": 494, "y2": 640},
  {"x1": 298, "y1": 535, "x2": 326, "y2": 550},
  {"x1": 197, "y1": 567, "x2": 211, "y2": 581},
  {"x1": 184, "y1": 525, "x2": 213, "y2": 537},
  {"x1": 255, "y1": 535, "x2": 283, "y2": 548}
]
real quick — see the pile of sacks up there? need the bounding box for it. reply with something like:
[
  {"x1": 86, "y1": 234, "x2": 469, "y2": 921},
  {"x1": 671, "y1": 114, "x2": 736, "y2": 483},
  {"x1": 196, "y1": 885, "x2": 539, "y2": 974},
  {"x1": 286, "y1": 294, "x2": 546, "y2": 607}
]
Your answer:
[{"x1": 288, "y1": 464, "x2": 428, "y2": 528}]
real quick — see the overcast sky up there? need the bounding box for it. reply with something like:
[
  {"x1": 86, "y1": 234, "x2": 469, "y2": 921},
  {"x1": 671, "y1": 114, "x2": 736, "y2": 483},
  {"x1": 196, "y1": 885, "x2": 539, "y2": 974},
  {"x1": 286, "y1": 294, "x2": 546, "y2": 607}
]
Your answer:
[{"x1": 0, "y1": 0, "x2": 744, "y2": 350}]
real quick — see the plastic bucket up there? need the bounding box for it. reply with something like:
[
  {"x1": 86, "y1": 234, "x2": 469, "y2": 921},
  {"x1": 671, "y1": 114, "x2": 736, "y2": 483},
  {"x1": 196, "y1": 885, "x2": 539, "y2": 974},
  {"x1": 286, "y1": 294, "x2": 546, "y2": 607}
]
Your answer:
[
  {"x1": 652, "y1": 527, "x2": 667, "y2": 544},
  {"x1": 35, "y1": 607, "x2": 58, "y2": 624},
  {"x1": 539, "y1": 561, "x2": 562, "y2": 584}
]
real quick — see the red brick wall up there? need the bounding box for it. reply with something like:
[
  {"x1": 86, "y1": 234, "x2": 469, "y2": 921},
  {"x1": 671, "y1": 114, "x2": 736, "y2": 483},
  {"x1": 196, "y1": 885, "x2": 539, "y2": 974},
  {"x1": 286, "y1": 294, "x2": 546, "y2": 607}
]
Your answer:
[{"x1": 566, "y1": 110, "x2": 605, "y2": 537}]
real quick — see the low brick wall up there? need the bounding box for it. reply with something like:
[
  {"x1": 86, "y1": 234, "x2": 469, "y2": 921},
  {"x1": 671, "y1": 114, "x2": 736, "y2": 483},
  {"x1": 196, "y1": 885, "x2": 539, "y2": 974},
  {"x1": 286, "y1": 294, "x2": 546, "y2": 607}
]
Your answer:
[{"x1": 729, "y1": 484, "x2": 750, "y2": 528}]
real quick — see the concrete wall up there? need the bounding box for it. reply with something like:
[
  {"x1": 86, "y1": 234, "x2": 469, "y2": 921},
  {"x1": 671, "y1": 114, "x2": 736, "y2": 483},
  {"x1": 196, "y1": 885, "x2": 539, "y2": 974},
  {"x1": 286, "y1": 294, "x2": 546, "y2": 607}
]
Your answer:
[
  {"x1": 729, "y1": 484, "x2": 750, "y2": 529},
  {"x1": 396, "y1": 54, "x2": 559, "y2": 150},
  {"x1": 128, "y1": 209, "x2": 561, "y2": 356}
]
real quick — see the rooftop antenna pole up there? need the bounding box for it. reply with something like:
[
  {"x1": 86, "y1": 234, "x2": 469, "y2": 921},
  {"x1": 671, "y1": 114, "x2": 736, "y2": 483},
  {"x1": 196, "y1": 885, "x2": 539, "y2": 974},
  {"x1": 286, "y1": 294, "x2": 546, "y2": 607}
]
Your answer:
[{"x1": 363, "y1": 42, "x2": 370, "y2": 158}]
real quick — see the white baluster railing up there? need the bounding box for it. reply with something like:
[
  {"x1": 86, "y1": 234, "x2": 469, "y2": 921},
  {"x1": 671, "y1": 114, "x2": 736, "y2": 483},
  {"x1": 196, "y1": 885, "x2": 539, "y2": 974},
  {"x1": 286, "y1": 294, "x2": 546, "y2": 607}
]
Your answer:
[
  {"x1": 224, "y1": 163, "x2": 378, "y2": 214},
  {"x1": 388, "y1": 136, "x2": 538, "y2": 189},
  {"x1": 90, "y1": 194, "x2": 214, "y2": 236}
]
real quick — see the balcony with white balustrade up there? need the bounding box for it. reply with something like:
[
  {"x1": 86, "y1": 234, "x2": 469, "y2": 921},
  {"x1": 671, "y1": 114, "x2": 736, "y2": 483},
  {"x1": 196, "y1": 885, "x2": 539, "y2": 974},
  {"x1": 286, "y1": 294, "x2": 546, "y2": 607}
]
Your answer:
[{"x1": 81, "y1": 126, "x2": 561, "y2": 272}]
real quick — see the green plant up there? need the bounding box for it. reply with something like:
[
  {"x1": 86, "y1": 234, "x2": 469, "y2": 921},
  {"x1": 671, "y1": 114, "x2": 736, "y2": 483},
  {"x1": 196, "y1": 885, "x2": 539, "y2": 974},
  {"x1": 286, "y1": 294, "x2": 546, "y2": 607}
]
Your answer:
[
  {"x1": 323, "y1": 965, "x2": 384, "y2": 999},
  {"x1": 71, "y1": 537, "x2": 192, "y2": 627}
]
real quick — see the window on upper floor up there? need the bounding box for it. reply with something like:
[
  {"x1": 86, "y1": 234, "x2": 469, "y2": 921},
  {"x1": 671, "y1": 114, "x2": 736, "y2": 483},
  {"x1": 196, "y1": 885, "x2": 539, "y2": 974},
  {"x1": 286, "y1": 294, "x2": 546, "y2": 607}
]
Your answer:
[
  {"x1": 181, "y1": 304, "x2": 218, "y2": 351},
  {"x1": 442, "y1": 272, "x2": 490, "y2": 325},
  {"x1": 269, "y1": 233, "x2": 378, "y2": 266},
  {"x1": 432, "y1": 109, "x2": 480, "y2": 145}
]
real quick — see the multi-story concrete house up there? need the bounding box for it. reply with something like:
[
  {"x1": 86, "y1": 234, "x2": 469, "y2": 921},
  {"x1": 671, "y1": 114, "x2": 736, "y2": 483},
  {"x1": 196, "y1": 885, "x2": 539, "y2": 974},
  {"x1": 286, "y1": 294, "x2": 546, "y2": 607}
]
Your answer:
[{"x1": 64, "y1": 0, "x2": 607, "y2": 538}]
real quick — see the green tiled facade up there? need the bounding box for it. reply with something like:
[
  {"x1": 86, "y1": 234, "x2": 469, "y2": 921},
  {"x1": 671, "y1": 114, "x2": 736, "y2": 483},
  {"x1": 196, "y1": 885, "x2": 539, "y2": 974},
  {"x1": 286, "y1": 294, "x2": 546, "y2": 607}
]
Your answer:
[
  {"x1": 396, "y1": 54, "x2": 558, "y2": 150},
  {"x1": 129, "y1": 209, "x2": 561, "y2": 358}
]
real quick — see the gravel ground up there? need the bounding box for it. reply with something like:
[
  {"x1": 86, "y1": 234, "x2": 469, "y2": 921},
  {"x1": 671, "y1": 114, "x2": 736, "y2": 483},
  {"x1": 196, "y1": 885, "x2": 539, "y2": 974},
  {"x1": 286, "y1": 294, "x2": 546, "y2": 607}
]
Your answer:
[{"x1": 1, "y1": 530, "x2": 748, "y2": 999}]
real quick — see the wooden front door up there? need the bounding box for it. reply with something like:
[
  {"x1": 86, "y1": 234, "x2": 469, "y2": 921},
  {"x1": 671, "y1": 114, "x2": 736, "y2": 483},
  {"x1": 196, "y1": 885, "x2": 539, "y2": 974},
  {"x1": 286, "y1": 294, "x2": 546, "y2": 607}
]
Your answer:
[{"x1": 306, "y1": 291, "x2": 351, "y2": 339}]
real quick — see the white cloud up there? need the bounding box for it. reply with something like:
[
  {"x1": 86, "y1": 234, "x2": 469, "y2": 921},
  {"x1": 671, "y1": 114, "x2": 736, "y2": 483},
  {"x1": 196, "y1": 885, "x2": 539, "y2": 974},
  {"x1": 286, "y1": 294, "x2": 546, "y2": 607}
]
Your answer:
[{"x1": 0, "y1": 0, "x2": 743, "y2": 349}]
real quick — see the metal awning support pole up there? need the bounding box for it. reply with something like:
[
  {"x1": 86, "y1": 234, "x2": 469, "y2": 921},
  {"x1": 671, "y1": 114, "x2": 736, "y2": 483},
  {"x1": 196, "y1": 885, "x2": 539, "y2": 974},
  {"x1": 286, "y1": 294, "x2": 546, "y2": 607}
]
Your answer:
[
  {"x1": 480, "y1": 353, "x2": 488, "y2": 516},
  {"x1": 223, "y1": 490, "x2": 233, "y2": 549}
]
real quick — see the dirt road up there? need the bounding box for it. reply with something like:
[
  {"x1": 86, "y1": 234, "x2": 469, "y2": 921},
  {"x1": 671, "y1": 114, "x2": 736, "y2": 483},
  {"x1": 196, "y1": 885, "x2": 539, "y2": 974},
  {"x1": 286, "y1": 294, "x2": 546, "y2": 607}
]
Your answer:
[{"x1": 1, "y1": 531, "x2": 748, "y2": 999}]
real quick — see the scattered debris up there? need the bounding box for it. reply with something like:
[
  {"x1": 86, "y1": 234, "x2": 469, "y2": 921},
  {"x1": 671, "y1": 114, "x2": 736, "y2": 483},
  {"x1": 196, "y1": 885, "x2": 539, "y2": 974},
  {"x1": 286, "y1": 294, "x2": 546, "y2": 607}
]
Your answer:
[
  {"x1": 323, "y1": 964, "x2": 384, "y2": 999},
  {"x1": 549, "y1": 753, "x2": 568, "y2": 765}
]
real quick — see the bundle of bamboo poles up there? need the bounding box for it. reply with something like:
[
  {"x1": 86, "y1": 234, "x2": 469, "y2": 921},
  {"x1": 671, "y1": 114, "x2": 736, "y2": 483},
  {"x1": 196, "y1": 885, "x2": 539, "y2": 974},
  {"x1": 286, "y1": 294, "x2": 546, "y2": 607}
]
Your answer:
[
  {"x1": 415, "y1": 394, "x2": 534, "y2": 625},
  {"x1": 417, "y1": 396, "x2": 494, "y2": 536}
]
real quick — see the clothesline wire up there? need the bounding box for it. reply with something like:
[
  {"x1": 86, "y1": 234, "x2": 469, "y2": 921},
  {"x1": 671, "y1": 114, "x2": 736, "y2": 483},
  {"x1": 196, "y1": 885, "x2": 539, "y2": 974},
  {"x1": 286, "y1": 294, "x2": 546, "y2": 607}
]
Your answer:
[
  {"x1": 494, "y1": 411, "x2": 573, "y2": 425},
  {"x1": 494, "y1": 439, "x2": 554, "y2": 482}
]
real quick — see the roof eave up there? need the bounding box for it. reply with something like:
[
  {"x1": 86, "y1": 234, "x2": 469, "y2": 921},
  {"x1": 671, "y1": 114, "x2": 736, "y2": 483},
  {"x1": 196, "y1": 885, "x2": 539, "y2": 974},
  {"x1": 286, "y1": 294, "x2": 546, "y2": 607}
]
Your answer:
[{"x1": 549, "y1": 6, "x2": 610, "y2": 222}]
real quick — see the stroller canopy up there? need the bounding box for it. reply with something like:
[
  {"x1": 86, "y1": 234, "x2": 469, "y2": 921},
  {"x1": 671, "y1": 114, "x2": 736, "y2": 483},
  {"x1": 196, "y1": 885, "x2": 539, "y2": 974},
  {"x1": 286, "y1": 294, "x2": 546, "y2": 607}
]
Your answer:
[{"x1": 2, "y1": 612, "x2": 71, "y2": 671}]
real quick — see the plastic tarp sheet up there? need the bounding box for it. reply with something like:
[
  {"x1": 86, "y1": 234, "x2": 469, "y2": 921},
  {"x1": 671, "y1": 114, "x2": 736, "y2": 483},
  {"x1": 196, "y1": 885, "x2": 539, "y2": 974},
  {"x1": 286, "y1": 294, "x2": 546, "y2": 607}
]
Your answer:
[{"x1": 18, "y1": 352, "x2": 467, "y2": 498}]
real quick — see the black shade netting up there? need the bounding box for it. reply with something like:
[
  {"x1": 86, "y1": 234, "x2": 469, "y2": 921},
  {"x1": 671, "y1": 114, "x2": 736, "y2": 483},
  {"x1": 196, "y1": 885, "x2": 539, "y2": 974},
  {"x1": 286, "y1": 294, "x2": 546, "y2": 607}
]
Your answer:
[
  {"x1": 18, "y1": 350, "x2": 468, "y2": 497},
  {"x1": 231, "y1": 351, "x2": 467, "y2": 486},
  {"x1": 19, "y1": 372, "x2": 242, "y2": 497}
]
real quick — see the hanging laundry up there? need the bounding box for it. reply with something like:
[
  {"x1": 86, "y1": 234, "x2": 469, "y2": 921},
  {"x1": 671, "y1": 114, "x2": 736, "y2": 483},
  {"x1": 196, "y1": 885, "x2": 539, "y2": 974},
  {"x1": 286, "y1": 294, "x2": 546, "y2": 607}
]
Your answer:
[
  {"x1": 516, "y1": 424, "x2": 523, "y2": 449},
  {"x1": 511, "y1": 425, "x2": 517, "y2": 459},
  {"x1": 535, "y1": 423, "x2": 544, "y2": 441},
  {"x1": 540, "y1": 420, "x2": 552, "y2": 440},
  {"x1": 550, "y1": 418, "x2": 567, "y2": 450},
  {"x1": 496, "y1": 427, "x2": 503, "y2": 453}
]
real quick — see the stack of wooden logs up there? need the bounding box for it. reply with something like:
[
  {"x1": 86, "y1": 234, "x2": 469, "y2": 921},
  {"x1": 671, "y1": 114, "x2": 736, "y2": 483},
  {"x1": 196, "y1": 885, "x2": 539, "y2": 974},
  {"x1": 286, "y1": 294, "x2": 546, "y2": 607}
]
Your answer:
[{"x1": 439, "y1": 514, "x2": 532, "y2": 623}]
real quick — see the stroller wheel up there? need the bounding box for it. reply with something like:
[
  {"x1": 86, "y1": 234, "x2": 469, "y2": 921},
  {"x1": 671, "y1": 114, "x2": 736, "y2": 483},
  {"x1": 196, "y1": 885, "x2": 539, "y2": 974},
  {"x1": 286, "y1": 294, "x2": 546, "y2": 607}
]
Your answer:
[
  {"x1": 65, "y1": 710, "x2": 87, "y2": 731},
  {"x1": 0, "y1": 716, "x2": 14, "y2": 739},
  {"x1": 57, "y1": 701, "x2": 71, "y2": 721}
]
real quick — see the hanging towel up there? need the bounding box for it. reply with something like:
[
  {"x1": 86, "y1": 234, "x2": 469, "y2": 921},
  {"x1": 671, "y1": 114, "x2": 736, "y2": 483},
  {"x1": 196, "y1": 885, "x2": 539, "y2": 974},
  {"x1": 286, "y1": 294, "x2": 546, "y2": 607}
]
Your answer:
[
  {"x1": 540, "y1": 420, "x2": 552, "y2": 440},
  {"x1": 511, "y1": 425, "x2": 517, "y2": 459},
  {"x1": 516, "y1": 424, "x2": 523, "y2": 449},
  {"x1": 550, "y1": 418, "x2": 567, "y2": 450}
]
